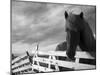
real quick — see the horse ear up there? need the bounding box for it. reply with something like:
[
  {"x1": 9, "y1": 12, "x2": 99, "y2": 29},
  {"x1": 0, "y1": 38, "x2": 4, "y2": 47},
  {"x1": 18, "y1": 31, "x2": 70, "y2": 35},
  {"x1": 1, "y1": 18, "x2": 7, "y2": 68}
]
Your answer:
[
  {"x1": 80, "y1": 12, "x2": 84, "y2": 19},
  {"x1": 65, "y1": 11, "x2": 68, "y2": 18}
]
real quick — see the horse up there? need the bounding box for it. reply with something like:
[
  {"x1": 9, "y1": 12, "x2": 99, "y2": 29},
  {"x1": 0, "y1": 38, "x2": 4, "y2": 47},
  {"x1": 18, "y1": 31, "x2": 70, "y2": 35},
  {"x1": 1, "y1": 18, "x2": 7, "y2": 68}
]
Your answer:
[{"x1": 56, "y1": 11, "x2": 96, "y2": 60}]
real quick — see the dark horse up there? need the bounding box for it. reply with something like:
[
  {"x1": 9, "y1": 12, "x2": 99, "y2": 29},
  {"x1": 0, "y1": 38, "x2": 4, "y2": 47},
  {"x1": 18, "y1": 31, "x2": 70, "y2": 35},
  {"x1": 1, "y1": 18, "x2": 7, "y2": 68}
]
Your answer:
[{"x1": 56, "y1": 11, "x2": 96, "y2": 60}]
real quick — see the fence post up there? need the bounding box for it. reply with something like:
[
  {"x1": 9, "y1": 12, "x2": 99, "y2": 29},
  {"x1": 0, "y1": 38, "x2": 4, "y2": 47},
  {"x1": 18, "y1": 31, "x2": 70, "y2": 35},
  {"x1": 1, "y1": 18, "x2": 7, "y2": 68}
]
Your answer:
[
  {"x1": 74, "y1": 57, "x2": 80, "y2": 69},
  {"x1": 75, "y1": 58, "x2": 80, "y2": 64},
  {"x1": 36, "y1": 53, "x2": 40, "y2": 72},
  {"x1": 32, "y1": 52, "x2": 37, "y2": 71},
  {"x1": 32, "y1": 51, "x2": 40, "y2": 72},
  {"x1": 48, "y1": 55, "x2": 51, "y2": 69},
  {"x1": 52, "y1": 56, "x2": 59, "y2": 71}
]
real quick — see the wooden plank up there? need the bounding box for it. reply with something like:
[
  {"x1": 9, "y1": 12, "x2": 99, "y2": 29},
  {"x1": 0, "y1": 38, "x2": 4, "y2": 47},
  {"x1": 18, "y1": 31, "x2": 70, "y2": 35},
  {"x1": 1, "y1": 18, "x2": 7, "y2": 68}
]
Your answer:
[
  {"x1": 32, "y1": 64, "x2": 54, "y2": 72},
  {"x1": 13, "y1": 65, "x2": 32, "y2": 73},
  {"x1": 12, "y1": 54, "x2": 26, "y2": 64},
  {"x1": 22, "y1": 70, "x2": 35, "y2": 74},
  {"x1": 12, "y1": 59, "x2": 29, "y2": 69},
  {"x1": 74, "y1": 63, "x2": 96, "y2": 70},
  {"x1": 75, "y1": 51, "x2": 95, "y2": 59},
  {"x1": 36, "y1": 51, "x2": 66, "y2": 57},
  {"x1": 33, "y1": 51, "x2": 95, "y2": 59}
]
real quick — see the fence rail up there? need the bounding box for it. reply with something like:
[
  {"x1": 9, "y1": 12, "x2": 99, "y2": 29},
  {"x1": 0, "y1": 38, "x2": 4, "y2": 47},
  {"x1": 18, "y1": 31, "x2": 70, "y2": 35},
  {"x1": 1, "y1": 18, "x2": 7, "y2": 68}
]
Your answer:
[{"x1": 12, "y1": 51, "x2": 96, "y2": 74}]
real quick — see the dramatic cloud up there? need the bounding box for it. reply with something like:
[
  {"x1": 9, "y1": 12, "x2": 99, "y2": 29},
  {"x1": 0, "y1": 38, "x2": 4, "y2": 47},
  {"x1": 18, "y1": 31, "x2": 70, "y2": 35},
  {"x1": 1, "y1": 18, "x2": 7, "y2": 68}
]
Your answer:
[{"x1": 12, "y1": 0, "x2": 96, "y2": 55}]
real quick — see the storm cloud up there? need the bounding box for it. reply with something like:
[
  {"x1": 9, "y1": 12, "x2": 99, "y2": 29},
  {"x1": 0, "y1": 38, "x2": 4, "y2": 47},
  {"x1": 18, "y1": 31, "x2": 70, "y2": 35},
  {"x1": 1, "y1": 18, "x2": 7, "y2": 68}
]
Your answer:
[{"x1": 12, "y1": 0, "x2": 96, "y2": 55}]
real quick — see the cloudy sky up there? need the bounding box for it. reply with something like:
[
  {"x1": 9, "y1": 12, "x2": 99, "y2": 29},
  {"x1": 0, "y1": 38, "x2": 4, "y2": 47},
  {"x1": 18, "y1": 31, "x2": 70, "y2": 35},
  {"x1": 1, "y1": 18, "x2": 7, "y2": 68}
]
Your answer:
[{"x1": 12, "y1": 0, "x2": 96, "y2": 55}]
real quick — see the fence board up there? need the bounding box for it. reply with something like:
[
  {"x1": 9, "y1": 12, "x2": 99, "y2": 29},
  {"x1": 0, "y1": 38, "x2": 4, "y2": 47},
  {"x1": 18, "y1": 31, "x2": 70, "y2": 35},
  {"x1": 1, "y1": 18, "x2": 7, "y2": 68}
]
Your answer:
[
  {"x1": 75, "y1": 51, "x2": 95, "y2": 59},
  {"x1": 12, "y1": 54, "x2": 26, "y2": 64},
  {"x1": 32, "y1": 64, "x2": 54, "y2": 72},
  {"x1": 12, "y1": 59, "x2": 29, "y2": 69},
  {"x1": 13, "y1": 65, "x2": 31, "y2": 73},
  {"x1": 34, "y1": 51, "x2": 95, "y2": 59}
]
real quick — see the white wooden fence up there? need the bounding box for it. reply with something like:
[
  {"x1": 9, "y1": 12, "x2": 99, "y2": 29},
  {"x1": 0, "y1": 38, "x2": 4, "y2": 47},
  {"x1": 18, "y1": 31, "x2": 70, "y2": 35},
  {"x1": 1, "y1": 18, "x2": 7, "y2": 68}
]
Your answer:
[
  {"x1": 12, "y1": 51, "x2": 96, "y2": 74},
  {"x1": 31, "y1": 51, "x2": 95, "y2": 71}
]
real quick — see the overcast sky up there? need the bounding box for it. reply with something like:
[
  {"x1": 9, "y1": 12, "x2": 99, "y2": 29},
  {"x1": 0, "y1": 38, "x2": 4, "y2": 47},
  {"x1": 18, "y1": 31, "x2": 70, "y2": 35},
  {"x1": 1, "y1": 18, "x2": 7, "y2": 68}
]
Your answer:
[{"x1": 12, "y1": 0, "x2": 96, "y2": 55}]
